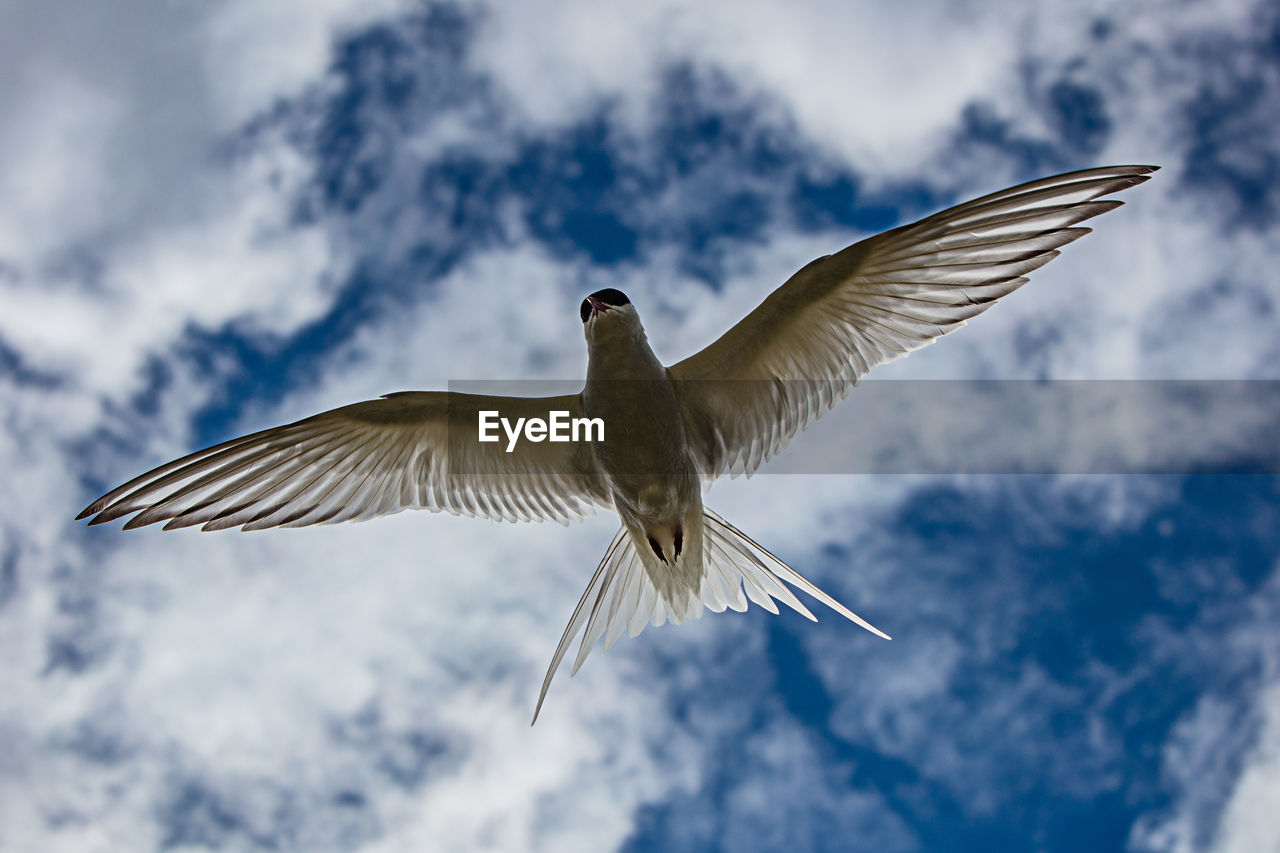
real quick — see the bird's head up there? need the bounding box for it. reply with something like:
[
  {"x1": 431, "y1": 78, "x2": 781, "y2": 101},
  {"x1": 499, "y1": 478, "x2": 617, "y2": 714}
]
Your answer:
[{"x1": 579, "y1": 288, "x2": 641, "y2": 341}]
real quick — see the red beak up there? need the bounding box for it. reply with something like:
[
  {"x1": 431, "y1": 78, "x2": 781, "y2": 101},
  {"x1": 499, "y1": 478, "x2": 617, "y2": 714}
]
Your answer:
[{"x1": 586, "y1": 296, "x2": 610, "y2": 317}]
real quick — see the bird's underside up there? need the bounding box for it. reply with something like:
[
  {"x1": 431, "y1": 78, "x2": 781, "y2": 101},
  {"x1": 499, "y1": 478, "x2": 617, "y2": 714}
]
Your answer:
[{"x1": 78, "y1": 164, "x2": 1158, "y2": 720}]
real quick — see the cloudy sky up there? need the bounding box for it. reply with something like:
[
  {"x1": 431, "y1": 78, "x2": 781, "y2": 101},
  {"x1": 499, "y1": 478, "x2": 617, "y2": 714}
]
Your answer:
[{"x1": 2, "y1": 1, "x2": 1279, "y2": 851}]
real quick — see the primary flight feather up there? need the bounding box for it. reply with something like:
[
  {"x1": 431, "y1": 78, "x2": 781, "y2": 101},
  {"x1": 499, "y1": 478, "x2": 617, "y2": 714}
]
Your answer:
[{"x1": 78, "y1": 164, "x2": 1158, "y2": 721}]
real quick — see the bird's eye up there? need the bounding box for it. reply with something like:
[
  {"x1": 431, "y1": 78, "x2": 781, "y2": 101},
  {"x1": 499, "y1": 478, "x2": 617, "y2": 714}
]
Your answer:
[{"x1": 579, "y1": 299, "x2": 592, "y2": 323}]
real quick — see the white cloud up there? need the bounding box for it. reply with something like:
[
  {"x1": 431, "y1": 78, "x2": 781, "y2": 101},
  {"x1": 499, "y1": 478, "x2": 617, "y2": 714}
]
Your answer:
[
  {"x1": 467, "y1": 0, "x2": 1027, "y2": 172},
  {"x1": 1211, "y1": 686, "x2": 1280, "y2": 853},
  {"x1": 0, "y1": 0, "x2": 424, "y2": 402},
  {"x1": 462, "y1": 0, "x2": 1275, "y2": 189},
  {"x1": 203, "y1": 0, "x2": 415, "y2": 128},
  {"x1": 0, "y1": 72, "x2": 120, "y2": 260},
  {"x1": 1129, "y1": 564, "x2": 1280, "y2": 853},
  {"x1": 0, "y1": 143, "x2": 340, "y2": 398}
]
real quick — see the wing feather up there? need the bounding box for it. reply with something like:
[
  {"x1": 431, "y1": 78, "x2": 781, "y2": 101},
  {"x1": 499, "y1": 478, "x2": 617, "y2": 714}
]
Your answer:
[
  {"x1": 670, "y1": 164, "x2": 1157, "y2": 479},
  {"x1": 79, "y1": 392, "x2": 612, "y2": 529}
]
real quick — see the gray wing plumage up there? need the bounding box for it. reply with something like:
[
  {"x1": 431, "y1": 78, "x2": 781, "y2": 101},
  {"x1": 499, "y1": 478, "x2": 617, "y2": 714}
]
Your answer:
[
  {"x1": 78, "y1": 392, "x2": 612, "y2": 529},
  {"x1": 668, "y1": 164, "x2": 1158, "y2": 479}
]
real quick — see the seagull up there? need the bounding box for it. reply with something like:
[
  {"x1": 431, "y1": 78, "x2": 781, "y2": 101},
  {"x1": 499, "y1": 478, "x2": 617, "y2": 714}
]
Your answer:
[{"x1": 78, "y1": 164, "x2": 1157, "y2": 721}]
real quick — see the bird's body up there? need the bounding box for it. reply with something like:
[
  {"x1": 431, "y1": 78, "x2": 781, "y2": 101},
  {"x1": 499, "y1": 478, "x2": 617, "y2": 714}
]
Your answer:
[
  {"x1": 78, "y1": 164, "x2": 1158, "y2": 721},
  {"x1": 582, "y1": 295, "x2": 705, "y2": 614}
]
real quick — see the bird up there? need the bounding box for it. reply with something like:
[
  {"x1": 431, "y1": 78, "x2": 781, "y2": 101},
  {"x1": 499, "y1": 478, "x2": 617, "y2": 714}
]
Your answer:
[{"x1": 78, "y1": 164, "x2": 1157, "y2": 722}]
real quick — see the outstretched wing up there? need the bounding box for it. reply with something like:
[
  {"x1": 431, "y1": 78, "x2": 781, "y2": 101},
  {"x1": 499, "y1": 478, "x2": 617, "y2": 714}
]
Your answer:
[
  {"x1": 78, "y1": 392, "x2": 612, "y2": 529},
  {"x1": 669, "y1": 164, "x2": 1157, "y2": 479}
]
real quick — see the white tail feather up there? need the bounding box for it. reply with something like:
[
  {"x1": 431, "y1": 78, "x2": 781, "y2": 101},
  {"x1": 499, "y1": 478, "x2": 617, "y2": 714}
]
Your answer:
[{"x1": 531, "y1": 507, "x2": 889, "y2": 723}]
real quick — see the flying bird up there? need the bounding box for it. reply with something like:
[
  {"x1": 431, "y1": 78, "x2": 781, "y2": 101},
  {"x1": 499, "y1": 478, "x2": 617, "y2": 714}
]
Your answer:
[{"x1": 78, "y1": 164, "x2": 1157, "y2": 721}]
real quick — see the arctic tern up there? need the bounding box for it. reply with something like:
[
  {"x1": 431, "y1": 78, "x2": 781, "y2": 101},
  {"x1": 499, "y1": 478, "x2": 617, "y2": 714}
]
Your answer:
[{"x1": 78, "y1": 164, "x2": 1157, "y2": 721}]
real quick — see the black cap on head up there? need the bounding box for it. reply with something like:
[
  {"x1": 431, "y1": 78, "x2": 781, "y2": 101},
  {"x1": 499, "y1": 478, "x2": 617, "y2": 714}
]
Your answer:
[{"x1": 579, "y1": 288, "x2": 631, "y2": 322}]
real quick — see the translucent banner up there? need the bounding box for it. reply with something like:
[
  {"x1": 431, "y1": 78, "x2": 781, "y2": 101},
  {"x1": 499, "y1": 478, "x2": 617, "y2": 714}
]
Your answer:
[{"x1": 444, "y1": 380, "x2": 1280, "y2": 475}]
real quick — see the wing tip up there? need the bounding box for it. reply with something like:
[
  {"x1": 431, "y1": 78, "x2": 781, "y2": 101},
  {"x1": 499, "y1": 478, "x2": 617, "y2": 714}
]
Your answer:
[
  {"x1": 77, "y1": 494, "x2": 117, "y2": 521},
  {"x1": 85, "y1": 505, "x2": 136, "y2": 526},
  {"x1": 1104, "y1": 165, "x2": 1160, "y2": 193},
  {"x1": 1092, "y1": 163, "x2": 1159, "y2": 177},
  {"x1": 531, "y1": 668, "x2": 559, "y2": 726}
]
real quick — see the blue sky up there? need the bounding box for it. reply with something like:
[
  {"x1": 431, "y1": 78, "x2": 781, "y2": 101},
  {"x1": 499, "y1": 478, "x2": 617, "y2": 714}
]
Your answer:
[{"x1": 2, "y1": 1, "x2": 1279, "y2": 851}]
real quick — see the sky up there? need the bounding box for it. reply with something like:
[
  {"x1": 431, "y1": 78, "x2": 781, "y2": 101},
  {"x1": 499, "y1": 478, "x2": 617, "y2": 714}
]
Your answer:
[{"x1": 1, "y1": 1, "x2": 1279, "y2": 851}]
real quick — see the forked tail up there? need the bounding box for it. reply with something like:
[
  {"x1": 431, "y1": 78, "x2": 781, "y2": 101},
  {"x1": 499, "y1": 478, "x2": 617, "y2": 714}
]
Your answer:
[{"x1": 532, "y1": 507, "x2": 889, "y2": 723}]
